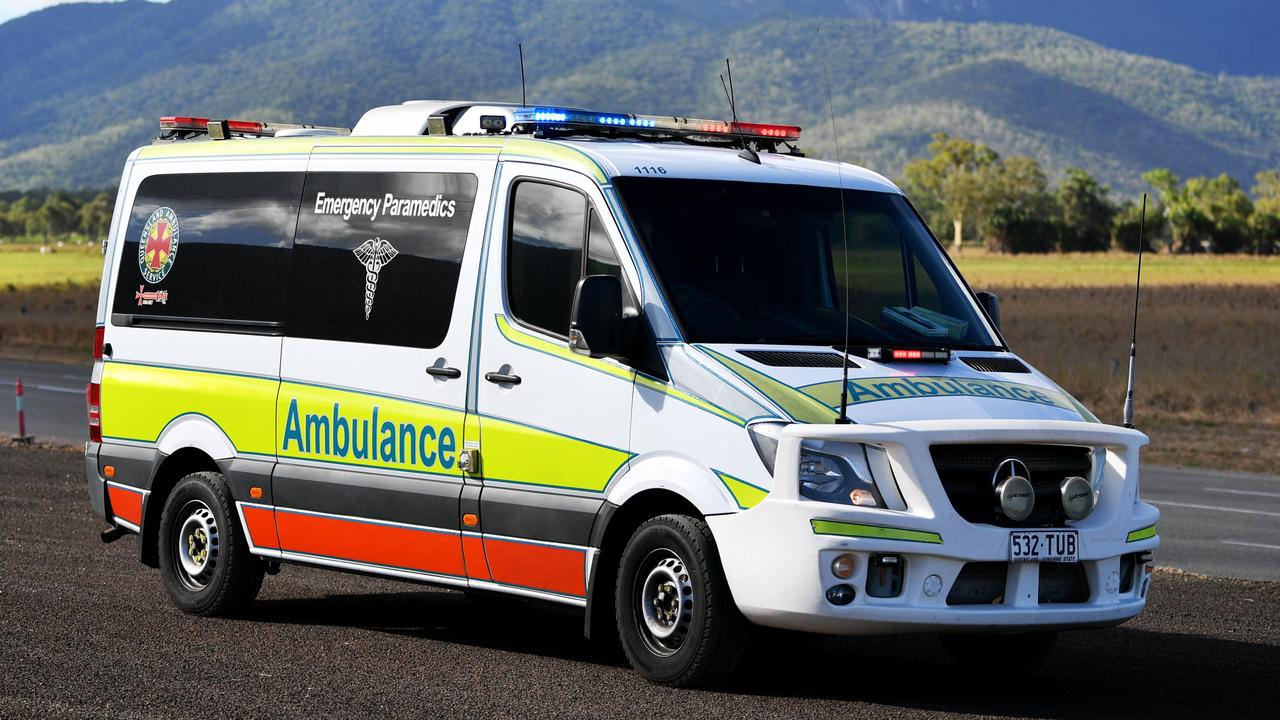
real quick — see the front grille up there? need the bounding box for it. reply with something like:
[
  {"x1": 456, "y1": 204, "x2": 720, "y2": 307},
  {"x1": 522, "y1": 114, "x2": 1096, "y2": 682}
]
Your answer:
[
  {"x1": 960, "y1": 356, "x2": 1030, "y2": 373},
  {"x1": 930, "y1": 443, "x2": 1092, "y2": 527},
  {"x1": 947, "y1": 562, "x2": 1008, "y2": 605},
  {"x1": 737, "y1": 349, "x2": 854, "y2": 368}
]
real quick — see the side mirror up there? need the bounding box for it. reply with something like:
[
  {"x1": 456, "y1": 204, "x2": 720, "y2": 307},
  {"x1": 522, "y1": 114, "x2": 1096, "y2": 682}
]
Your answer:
[
  {"x1": 976, "y1": 291, "x2": 1001, "y2": 331},
  {"x1": 570, "y1": 274, "x2": 628, "y2": 360}
]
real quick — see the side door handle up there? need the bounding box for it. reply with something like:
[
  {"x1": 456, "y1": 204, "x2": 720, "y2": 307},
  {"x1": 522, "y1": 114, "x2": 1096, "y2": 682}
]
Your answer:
[
  {"x1": 426, "y1": 366, "x2": 462, "y2": 379},
  {"x1": 484, "y1": 371, "x2": 521, "y2": 385}
]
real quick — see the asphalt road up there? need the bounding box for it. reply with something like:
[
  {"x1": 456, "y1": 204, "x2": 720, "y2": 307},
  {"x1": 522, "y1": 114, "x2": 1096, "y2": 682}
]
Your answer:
[
  {"x1": 1, "y1": 444, "x2": 1278, "y2": 719},
  {"x1": 2, "y1": 358, "x2": 1277, "y2": 581},
  {"x1": 0, "y1": 358, "x2": 88, "y2": 445}
]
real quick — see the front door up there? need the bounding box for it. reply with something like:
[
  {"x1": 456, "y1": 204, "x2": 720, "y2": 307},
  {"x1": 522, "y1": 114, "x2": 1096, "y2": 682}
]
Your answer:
[
  {"x1": 470, "y1": 163, "x2": 637, "y2": 601},
  {"x1": 272, "y1": 151, "x2": 493, "y2": 585}
]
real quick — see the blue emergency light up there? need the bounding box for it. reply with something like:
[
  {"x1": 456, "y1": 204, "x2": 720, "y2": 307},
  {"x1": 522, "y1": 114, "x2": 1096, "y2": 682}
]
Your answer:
[{"x1": 510, "y1": 106, "x2": 800, "y2": 143}]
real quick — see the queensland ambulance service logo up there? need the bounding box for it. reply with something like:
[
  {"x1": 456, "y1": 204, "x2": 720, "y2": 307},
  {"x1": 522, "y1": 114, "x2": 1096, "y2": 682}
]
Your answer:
[
  {"x1": 138, "y1": 207, "x2": 179, "y2": 284},
  {"x1": 353, "y1": 236, "x2": 398, "y2": 320}
]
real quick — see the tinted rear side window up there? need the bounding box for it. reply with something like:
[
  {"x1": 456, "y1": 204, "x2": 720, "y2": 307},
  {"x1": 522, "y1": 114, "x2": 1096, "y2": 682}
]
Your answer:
[
  {"x1": 286, "y1": 172, "x2": 478, "y2": 349},
  {"x1": 112, "y1": 172, "x2": 302, "y2": 322}
]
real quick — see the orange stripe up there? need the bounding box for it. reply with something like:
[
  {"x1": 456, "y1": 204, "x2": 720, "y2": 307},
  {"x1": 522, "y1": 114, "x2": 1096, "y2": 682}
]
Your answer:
[
  {"x1": 106, "y1": 485, "x2": 143, "y2": 526},
  {"x1": 240, "y1": 505, "x2": 280, "y2": 550},
  {"x1": 483, "y1": 537, "x2": 585, "y2": 597},
  {"x1": 275, "y1": 510, "x2": 465, "y2": 577},
  {"x1": 462, "y1": 535, "x2": 491, "y2": 581}
]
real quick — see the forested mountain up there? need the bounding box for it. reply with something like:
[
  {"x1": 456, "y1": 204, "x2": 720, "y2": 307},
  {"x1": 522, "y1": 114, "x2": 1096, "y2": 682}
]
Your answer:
[{"x1": 2, "y1": 0, "x2": 1277, "y2": 193}]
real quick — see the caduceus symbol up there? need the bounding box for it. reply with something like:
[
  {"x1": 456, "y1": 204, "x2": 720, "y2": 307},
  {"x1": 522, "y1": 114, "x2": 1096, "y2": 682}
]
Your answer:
[{"x1": 352, "y1": 236, "x2": 399, "y2": 320}]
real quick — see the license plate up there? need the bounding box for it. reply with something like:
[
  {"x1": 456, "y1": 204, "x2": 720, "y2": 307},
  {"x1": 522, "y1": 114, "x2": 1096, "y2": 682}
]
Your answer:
[{"x1": 1009, "y1": 530, "x2": 1078, "y2": 563}]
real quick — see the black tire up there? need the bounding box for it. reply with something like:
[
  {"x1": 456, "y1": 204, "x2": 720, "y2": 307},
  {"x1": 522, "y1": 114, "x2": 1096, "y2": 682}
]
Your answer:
[
  {"x1": 158, "y1": 471, "x2": 264, "y2": 616},
  {"x1": 939, "y1": 631, "x2": 1057, "y2": 669},
  {"x1": 615, "y1": 514, "x2": 746, "y2": 687}
]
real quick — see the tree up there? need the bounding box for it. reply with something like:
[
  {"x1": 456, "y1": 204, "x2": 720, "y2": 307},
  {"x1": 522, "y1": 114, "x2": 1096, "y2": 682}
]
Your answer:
[
  {"x1": 1111, "y1": 198, "x2": 1163, "y2": 252},
  {"x1": 1056, "y1": 167, "x2": 1114, "y2": 251},
  {"x1": 78, "y1": 192, "x2": 114, "y2": 243},
  {"x1": 35, "y1": 192, "x2": 76, "y2": 242},
  {"x1": 1251, "y1": 170, "x2": 1280, "y2": 254},
  {"x1": 983, "y1": 155, "x2": 1057, "y2": 253},
  {"x1": 902, "y1": 133, "x2": 998, "y2": 253},
  {"x1": 1142, "y1": 169, "x2": 1254, "y2": 253}
]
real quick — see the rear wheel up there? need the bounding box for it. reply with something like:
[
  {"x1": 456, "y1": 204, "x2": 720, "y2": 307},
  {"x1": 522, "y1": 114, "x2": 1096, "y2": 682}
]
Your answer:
[
  {"x1": 939, "y1": 631, "x2": 1057, "y2": 669},
  {"x1": 158, "y1": 471, "x2": 264, "y2": 616},
  {"x1": 615, "y1": 514, "x2": 746, "y2": 687}
]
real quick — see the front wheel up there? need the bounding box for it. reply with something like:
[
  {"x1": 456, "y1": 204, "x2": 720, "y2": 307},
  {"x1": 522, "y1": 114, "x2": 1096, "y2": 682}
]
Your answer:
[
  {"x1": 615, "y1": 514, "x2": 746, "y2": 687},
  {"x1": 158, "y1": 471, "x2": 264, "y2": 616},
  {"x1": 939, "y1": 631, "x2": 1057, "y2": 669}
]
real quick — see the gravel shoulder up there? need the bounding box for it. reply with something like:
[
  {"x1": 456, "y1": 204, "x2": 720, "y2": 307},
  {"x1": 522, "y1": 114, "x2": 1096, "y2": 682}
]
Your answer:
[{"x1": 2, "y1": 444, "x2": 1277, "y2": 719}]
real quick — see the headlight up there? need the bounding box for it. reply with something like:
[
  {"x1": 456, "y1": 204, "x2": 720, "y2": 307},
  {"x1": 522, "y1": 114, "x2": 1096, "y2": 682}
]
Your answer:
[
  {"x1": 799, "y1": 449, "x2": 884, "y2": 507},
  {"x1": 747, "y1": 423, "x2": 886, "y2": 508}
]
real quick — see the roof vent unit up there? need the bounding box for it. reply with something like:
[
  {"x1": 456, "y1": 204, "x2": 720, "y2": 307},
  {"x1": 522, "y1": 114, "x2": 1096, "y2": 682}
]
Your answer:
[{"x1": 351, "y1": 100, "x2": 521, "y2": 136}]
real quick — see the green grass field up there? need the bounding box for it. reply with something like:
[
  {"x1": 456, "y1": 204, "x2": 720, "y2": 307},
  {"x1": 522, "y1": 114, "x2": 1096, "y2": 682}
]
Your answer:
[
  {"x1": 952, "y1": 250, "x2": 1280, "y2": 288},
  {"x1": 0, "y1": 245, "x2": 104, "y2": 289}
]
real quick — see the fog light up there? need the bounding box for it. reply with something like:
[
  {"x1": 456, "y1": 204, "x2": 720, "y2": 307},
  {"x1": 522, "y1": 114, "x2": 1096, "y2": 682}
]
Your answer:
[
  {"x1": 826, "y1": 584, "x2": 855, "y2": 606},
  {"x1": 995, "y1": 475, "x2": 1035, "y2": 521},
  {"x1": 831, "y1": 554, "x2": 856, "y2": 579},
  {"x1": 1060, "y1": 475, "x2": 1095, "y2": 520},
  {"x1": 923, "y1": 574, "x2": 943, "y2": 597}
]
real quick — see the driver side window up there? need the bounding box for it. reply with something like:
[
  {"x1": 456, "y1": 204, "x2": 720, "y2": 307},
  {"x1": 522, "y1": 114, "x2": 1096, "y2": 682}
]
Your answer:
[{"x1": 507, "y1": 180, "x2": 627, "y2": 336}]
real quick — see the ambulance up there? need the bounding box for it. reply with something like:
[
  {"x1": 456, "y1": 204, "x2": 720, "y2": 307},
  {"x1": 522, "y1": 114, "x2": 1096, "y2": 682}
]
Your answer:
[{"x1": 86, "y1": 101, "x2": 1159, "y2": 686}]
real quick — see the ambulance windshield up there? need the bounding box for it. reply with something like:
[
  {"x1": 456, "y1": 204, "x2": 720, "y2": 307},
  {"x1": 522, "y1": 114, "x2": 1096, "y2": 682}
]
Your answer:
[{"x1": 614, "y1": 177, "x2": 1001, "y2": 349}]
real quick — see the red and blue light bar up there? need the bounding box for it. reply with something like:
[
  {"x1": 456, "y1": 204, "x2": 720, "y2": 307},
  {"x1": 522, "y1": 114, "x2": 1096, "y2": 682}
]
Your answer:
[{"x1": 511, "y1": 106, "x2": 801, "y2": 142}]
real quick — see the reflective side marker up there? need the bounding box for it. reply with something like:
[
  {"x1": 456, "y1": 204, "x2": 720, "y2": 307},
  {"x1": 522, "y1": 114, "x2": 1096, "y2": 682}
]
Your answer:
[
  {"x1": 249, "y1": 486, "x2": 263, "y2": 499},
  {"x1": 103, "y1": 465, "x2": 116, "y2": 478},
  {"x1": 462, "y1": 513, "x2": 479, "y2": 527}
]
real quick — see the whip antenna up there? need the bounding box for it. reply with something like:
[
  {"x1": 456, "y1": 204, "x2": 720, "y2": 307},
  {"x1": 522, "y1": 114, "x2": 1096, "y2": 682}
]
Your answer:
[
  {"x1": 518, "y1": 43, "x2": 527, "y2": 106},
  {"x1": 1122, "y1": 192, "x2": 1148, "y2": 429},
  {"x1": 818, "y1": 30, "x2": 853, "y2": 424},
  {"x1": 720, "y1": 59, "x2": 760, "y2": 164}
]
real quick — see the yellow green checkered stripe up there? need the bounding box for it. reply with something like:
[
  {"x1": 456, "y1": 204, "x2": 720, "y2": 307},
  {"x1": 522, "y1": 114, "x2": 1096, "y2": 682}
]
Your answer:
[
  {"x1": 1126, "y1": 525, "x2": 1157, "y2": 542},
  {"x1": 810, "y1": 519, "x2": 944, "y2": 544},
  {"x1": 496, "y1": 315, "x2": 745, "y2": 425},
  {"x1": 697, "y1": 346, "x2": 834, "y2": 424},
  {"x1": 716, "y1": 472, "x2": 769, "y2": 510}
]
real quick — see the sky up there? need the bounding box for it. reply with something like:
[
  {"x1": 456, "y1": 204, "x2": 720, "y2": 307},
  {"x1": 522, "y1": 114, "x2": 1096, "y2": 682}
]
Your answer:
[{"x1": 0, "y1": 0, "x2": 164, "y2": 25}]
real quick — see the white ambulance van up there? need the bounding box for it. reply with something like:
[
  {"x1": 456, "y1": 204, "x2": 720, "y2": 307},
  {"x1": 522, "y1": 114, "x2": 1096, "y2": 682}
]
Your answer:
[{"x1": 86, "y1": 102, "x2": 1159, "y2": 686}]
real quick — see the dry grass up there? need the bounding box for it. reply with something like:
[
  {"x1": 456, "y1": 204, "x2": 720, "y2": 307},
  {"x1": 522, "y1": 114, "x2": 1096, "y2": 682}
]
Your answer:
[
  {"x1": 0, "y1": 284, "x2": 98, "y2": 364},
  {"x1": 997, "y1": 284, "x2": 1280, "y2": 473}
]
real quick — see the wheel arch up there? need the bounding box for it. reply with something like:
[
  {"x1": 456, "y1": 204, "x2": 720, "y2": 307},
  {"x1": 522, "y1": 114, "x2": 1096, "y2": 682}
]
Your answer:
[
  {"x1": 584, "y1": 486, "x2": 708, "y2": 641},
  {"x1": 139, "y1": 446, "x2": 221, "y2": 568}
]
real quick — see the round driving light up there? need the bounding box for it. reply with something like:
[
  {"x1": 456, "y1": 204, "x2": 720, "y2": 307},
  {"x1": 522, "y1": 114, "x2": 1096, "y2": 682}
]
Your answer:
[
  {"x1": 995, "y1": 475, "x2": 1035, "y2": 522},
  {"x1": 825, "y1": 584, "x2": 855, "y2": 606},
  {"x1": 1060, "y1": 475, "x2": 1095, "y2": 520},
  {"x1": 831, "y1": 554, "x2": 856, "y2": 579},
  {"x1": 923, "y1": 574, "x2": 943, "y2": 598}
]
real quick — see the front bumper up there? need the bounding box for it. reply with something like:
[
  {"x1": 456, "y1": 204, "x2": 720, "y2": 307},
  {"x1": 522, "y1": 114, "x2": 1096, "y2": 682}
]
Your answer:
[{"x1": 710, "y1": 419, "x2": 1160, "y2": 635}]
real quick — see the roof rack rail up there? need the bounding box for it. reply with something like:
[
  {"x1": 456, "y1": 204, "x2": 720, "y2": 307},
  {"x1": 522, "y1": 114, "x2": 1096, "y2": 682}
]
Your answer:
[{"x1": 157, "y1": 116, "x2": 351, "y2": 142}]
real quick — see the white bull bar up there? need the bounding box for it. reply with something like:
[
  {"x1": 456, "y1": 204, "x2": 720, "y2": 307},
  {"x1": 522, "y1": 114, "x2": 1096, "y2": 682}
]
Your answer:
[{"x1": 709, "y1": 419, "x2": 1161, "y2": 635}]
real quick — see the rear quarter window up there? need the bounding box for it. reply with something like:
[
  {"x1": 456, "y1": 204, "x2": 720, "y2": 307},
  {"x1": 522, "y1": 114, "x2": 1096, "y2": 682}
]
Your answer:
[{"x1": 111, "y1": 172, "x2": 303, "y2": 323}]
